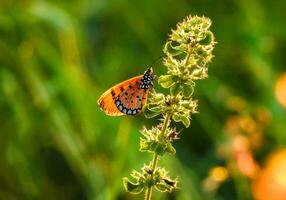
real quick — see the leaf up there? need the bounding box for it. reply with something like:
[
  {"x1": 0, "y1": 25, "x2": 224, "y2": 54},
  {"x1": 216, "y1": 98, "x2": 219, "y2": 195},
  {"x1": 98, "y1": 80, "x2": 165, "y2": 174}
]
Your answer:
[
  {"x1": 163, "y1": 178, "x2": 178, "y2": 188},
  {"x1": 170, "y1": 84, "x2": 181, "y2": 96},
  {"x1": 163, "y1": 41, "x2": 184, "y2": 56},
  {"x1": 172, "y1": 113, "x2": 181, "y2": 122},
  {"x1": 199, "y1": 31, "x2": 214, "y2": 45},
  {"x1": 144, "y1": 106, "x2": 162, "y2": 118},
  {"x1": 140, "y1": 138, "x2": 159, "y2": 153},
  {"x1": 154, "y1": 182, "x2": 172, "y2": 192},
  {"x1": 152, "y1": 93, "x2": 165, "y2": 102},
  {"x1": 155, "y1": 143, "x2": 166, "y2": 156},
  {"x1": 165, "y1": 142, "x2": 176, "y2": 155},
  {"x1": 148, "y1": 106, "x2": 163, "y2": 113},
  {"x1": 179, "y1": 115, "x2": 191, "y2": 128},
  {"x1": 158, "y1": 75, "x2": 177, "y2": 88},
  {"x1": 123, "y1": 178, "x2": 145, "y2": 194},
  {"x1": 139, "y1": 138, "x2": 149, "y2": 151},
  {"x1": 182, "y1": 83, "x2": 193, "y2": 98},
  {"x1": 172, "y1": 113, "x2": 191, "y2": 127},
  {"x1": 173, "y1": 43, "x2": 188, "y2": 52}
]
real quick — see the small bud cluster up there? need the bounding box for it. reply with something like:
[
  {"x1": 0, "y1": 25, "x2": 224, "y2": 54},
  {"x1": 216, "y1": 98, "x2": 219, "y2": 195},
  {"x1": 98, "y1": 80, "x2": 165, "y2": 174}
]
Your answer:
[
  {"x1": 123, "y1": 164, "x2": 178, "y2": 194},
  {"x1": 164, "y1": 15, "x2": 216, "y2": 81},
  {"x1": 123, "y1": 15, "x2": 216, "y2": 199},
  {"x1": 146, "y1": 91, "x2": 198, "y2": 127},
  {"x1": 140, "y1": 125, "x2": 180, "y2": 156}
]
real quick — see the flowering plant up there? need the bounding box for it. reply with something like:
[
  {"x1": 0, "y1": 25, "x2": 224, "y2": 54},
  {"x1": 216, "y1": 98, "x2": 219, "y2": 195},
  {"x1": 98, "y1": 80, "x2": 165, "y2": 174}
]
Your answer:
[{"x1": 123, "y1": 15, "x2": 216, "y2": 200}]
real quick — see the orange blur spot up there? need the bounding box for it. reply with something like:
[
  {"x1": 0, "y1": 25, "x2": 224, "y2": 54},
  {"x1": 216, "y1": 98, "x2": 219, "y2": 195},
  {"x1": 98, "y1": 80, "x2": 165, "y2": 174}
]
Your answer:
[
  {"x1": 236, "y1": 151, "x2": 260, "y2": 178},
  {"x1": 210, "y1": 166, "x2": 229, "y2": 182},
  {"x1": 253, "y1": 149, "x2": 286, "y2": 200},
  {"x1": 239, "y1": 116, "x2": 256, "y2": 134},
  {"x1": 275, "y1": 73, "x2": 286, "y2": 109},
  {"x1": 227, "y1": 96, "x2": 246, "y2": 112}
]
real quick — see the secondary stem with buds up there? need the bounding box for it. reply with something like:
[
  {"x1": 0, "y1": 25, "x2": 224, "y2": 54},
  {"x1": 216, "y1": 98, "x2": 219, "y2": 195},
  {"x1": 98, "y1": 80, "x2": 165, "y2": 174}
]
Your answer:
[{"x1": 145, "y1": 113, "x2": 171, "y2": 200}]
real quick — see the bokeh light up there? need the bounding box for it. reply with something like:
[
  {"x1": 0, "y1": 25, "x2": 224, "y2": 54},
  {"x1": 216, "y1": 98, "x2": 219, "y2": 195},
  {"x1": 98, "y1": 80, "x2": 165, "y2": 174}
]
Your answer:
[
  {"x1": 253, "y1": 149, "x2": 286, "y2": 200},
  {"x1": 210, "y1": 166, "x2": 229, "y2": 182},
  {"x1": 275, "y1": 73, "x2": 286, "y2": 109}
]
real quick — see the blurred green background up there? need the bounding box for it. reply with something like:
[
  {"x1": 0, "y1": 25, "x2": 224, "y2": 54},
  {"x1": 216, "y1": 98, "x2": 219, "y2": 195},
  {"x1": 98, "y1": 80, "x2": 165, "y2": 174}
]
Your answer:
[{"x1": 1, "y1": 0, "x2": 286, "y2": 200}]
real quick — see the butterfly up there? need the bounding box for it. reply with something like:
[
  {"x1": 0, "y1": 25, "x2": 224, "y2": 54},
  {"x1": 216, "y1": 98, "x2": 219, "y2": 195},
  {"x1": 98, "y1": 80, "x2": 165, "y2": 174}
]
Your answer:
[{"x1": 98, "y1": 67, "x2": 154, "y2": 116}]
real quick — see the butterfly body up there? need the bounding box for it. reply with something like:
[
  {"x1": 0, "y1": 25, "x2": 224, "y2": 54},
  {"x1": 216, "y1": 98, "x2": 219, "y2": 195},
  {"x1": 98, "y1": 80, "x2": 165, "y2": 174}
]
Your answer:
[{"x1": 98, "y1": 68, "x2": 154, "y2": 116}]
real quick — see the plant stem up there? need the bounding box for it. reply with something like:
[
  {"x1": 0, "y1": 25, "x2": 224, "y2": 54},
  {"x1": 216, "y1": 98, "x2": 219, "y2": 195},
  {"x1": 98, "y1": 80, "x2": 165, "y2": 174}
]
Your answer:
[
  {"x1": 144, "y1": 113, "x2": 171, "y2": 200},
  {"x1": 144, "y1": 154, "x2": 157, "y2": 200},
  {"x1": 161, "y1": 113, "x2": 171, "y2": 137}
]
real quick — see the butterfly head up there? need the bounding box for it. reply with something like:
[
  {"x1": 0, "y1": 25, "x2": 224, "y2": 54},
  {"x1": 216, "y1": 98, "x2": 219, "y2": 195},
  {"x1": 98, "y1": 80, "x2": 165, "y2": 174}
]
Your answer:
[{"x1": 140, "y1": 67, "x2": 154, "y2": 89}]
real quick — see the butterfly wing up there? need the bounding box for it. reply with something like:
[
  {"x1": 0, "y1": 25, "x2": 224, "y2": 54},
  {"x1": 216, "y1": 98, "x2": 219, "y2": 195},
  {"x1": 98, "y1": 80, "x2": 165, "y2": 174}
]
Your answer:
[
  {"x1": 98, "y1": 75, "x2": 147, "y2": 116},
  {"x1": 117, "y1": 80, "x2": 148, "y2": 115}
]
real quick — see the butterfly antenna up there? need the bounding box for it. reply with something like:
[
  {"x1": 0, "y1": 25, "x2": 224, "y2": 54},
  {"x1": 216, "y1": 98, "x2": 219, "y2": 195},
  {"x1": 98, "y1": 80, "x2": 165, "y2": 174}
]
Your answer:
[{"x1": 149, "y1": 55, "x2": 163, "y2": 69}]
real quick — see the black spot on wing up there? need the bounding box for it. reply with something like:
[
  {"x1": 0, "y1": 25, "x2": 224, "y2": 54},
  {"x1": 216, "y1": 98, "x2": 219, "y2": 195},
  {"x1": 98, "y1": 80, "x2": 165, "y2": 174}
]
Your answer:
[{"x1": 111, "y1": 90, "x2": 116, "y2": 96}]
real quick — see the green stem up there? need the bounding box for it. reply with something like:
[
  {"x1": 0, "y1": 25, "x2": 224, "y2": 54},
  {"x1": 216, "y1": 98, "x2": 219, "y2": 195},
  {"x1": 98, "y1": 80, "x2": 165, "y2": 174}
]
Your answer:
[
  {"x1": 144, "y1": 113, "x2": 171, "y2": 200},
  {"x1": 161, "y1": 113, "x2": 171, "y2": 136},
  {"x1": 144, "y1": 154, "x2": 158, "y2": 200}
]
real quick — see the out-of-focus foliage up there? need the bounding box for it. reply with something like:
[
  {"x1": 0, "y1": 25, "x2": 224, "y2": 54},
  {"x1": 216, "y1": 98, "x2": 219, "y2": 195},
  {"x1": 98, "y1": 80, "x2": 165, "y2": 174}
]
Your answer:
[{"x1": 0, "y1": 0, "x2": 286, "y2": 200}]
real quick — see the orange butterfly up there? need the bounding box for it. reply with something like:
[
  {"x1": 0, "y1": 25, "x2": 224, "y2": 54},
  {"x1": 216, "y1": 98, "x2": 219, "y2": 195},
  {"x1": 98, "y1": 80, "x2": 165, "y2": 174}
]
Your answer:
[{"x1": 98, "y1": 67, "x2": 154, "y2": 116}]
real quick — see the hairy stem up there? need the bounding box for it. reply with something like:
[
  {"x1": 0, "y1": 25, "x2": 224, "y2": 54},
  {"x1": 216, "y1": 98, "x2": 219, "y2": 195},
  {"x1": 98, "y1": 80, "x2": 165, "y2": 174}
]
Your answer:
[{"x1": 144, "y1": 113, "x2": 172, "y2": 200}]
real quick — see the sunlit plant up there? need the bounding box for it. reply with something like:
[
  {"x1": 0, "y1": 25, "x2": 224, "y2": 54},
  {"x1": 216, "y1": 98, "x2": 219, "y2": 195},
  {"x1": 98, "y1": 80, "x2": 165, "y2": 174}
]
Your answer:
[{"x1": 123, "y1": 15, "x2": 216, "y2": 199}]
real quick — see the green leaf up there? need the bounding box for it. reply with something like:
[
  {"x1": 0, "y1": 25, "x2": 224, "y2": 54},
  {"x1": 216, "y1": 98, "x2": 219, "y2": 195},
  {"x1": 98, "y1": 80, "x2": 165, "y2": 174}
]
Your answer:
[
  {"x1": 172, "y1": 113, "x2": 191, "y2": 127},
  {"x1": 140, "y1": 138, "x2": 160, "y2": 153},
  {"x1": 148, "y1": 106, "x2": 163, "y2": 113},
  {"x1": 199, "y1": 31, "x2": 214, "y2": 45},
  {"x1": 179, "y1": 115, "x2": 190, "y2": 127},
  {"x1": 144, "y1": 106, "x2": 162, "y2": 118},
  {"x1": 181, "y1": 101, "x2": 192, "y2": 109},
  {"x1": 170, "y1": 84, "x2": 181, "y2": 96},
  {"x1": 139, "y1": 138, "x2": 149, "y2": 151},
  {"x1": 182, "y1": 84, "x2": 193, "y2": 98},
  {"x1": 158, "y1": 75, "x2": 178, "y2": 88},
  {"x1": 155, "y1": 182, "x2": 172, "y2": 192},
  {"x1": 173, "y1": 43, "x2": 188, "y2": 52},
  {"x1": 163, "y1": 41, "x2": 184, "y2": 56},
  {"x1": 165, "y1": 142, "x2": 176, "y2": 155},
  {"x1": 155, "y1": 143, "x2": 166, "y2": 156},
  {"x1": 152, "y1": 93, "x2": 165, "y2": 102},
  {"x1": 172, "y1": 114, "x2": 181, "y2": 122},
  {"x1": 123, "y1": 178, "x2": 145, "y2": 194},
  {"x1": 149, "y1": 141, "x2": 158, "y2": 152}
]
